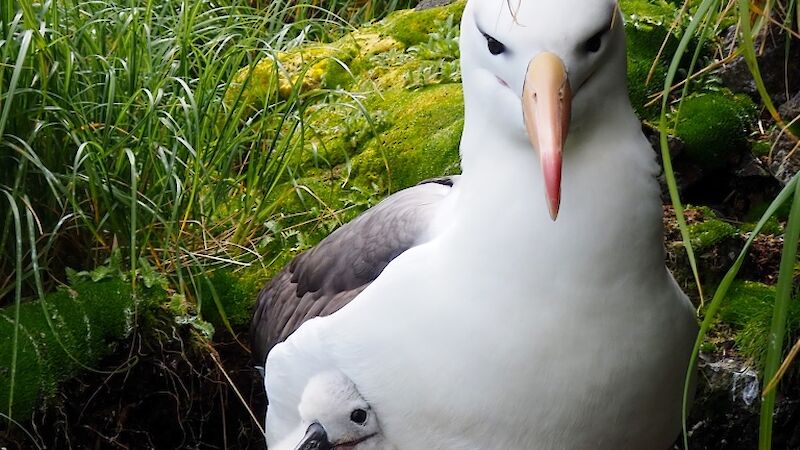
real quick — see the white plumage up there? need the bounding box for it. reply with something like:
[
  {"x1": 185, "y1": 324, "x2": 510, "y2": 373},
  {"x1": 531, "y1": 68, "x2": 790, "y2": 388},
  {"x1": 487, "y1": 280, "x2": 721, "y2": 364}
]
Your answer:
[{"x1": 262, "y1": 0, "x2": 698, "y2": 448}]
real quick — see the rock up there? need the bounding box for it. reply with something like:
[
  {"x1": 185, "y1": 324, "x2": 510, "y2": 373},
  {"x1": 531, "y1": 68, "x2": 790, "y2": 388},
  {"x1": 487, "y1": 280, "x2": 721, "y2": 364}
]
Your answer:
[
  {"x1": 675, "y1": 281, "x2": 800, "y2": 450},
  {"x1": 700, "y1": 356, "x2": 760, "y2": 409},
  {"x1": 715, "y1": 18, "x2": 800, "y2": 186},
  {"x1": 643, "y1": 122, "x2": 685, "y2": 159},
  {"x1": 762, "y1": 91, "x2": 800, "y2": 184},
  {"x1": 780, "y1": 91, "x2": 800, "y2": 119},
  {"x1": 764, "y1": 132, "x2": 800, "y2": 185},
  {"x1": 718, "y1": 24, "x2": 800, "y2": 107},
  {"x1": 415, "y1": 0, "x2": 456, "y2": 10},
  {"x1": 735, "y1": 156, "x2": 771, "y2": 178}
]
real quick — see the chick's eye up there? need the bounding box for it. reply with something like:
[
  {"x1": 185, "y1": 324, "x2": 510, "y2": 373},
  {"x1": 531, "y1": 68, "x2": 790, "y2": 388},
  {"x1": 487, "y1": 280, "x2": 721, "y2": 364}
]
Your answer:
[
  {"x1": 350, "y1": 409, "x2": 368, "y2": 425},
  {"x1": 483, "y1": 34, "x2": 506, "y2": 55},
  {"x1": 584, "y1": 30, "x2": 604, "y2": 53}
]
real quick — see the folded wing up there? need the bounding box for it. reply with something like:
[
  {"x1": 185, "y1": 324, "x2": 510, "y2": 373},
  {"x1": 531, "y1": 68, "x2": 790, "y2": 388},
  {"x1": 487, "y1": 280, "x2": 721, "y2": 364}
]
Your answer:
[{"x1": 250, "y1": 177, "x2": 455, "y2": 367}]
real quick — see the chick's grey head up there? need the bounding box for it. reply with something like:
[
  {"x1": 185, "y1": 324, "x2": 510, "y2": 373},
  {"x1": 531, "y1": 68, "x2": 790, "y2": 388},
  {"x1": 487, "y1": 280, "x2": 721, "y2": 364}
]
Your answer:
[{"x1": 293, "y1": 371, "x2": 387, "y2": 450}]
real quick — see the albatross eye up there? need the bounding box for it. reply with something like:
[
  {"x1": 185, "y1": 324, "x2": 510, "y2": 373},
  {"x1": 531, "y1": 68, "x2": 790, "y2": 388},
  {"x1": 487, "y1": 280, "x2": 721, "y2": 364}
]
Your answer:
[
  {"x1": 583, "y1": 30, "x2": 605, "y2": 53},
  {"x1": 483, "y1": 33, "x2": 506, "y2": 55},
  {"x1": 350, "y1": 408, "x2": 368, "y2": 425}
]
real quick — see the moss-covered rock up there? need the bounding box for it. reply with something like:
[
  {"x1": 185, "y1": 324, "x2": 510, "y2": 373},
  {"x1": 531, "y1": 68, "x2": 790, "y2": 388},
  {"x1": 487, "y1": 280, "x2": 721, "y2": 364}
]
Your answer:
[
  {"x1": 230, "y1": 0, "x2": 684, "y2": 206},
  {"x1": 351, "y1": 84, "x2": 463, "y2": 189},
  {"x1": 383, "y1": 1, "x2": 466, "y2": 46},
  {"x1": 226, "y1": 41, "x2": 360, "y2": 108},
  {"x1": 688, "y1": 216, "x2": 738, "y2": 250},
  {"x1": 621, "y1": 0, "x2": 680, "y2": 119},
  {"x1": 674, "y1": 91, "x2": 758, "y2": 170},
  {"x1": 0, "y1": 280, "x2": 151, "y2": 421}
]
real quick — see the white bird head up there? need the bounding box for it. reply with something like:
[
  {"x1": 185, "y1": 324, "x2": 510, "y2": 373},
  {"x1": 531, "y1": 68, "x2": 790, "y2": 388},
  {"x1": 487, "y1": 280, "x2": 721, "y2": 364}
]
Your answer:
[
  {"x1": 289, "y1": 371, "x2": 389, "y2": 450},
  {"x1": 460, "y1": 0, "x2": 628, "y2": 220}
]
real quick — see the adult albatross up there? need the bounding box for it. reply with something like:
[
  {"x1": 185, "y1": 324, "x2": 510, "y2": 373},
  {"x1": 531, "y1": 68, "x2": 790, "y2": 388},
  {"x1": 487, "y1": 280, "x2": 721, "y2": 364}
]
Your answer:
[{"x1": 252, "y1": 0, "x2": 698, "y2": 448}]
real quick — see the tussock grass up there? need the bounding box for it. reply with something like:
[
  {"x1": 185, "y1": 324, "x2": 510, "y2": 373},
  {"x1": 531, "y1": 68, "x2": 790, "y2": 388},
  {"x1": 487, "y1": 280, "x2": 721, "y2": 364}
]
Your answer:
[
  {"x1": 0, "y1": 0, "x2": 381, "y2": 424},
  {"x1": 0, "y1": 0, "x2": 366, "y2": 306}
]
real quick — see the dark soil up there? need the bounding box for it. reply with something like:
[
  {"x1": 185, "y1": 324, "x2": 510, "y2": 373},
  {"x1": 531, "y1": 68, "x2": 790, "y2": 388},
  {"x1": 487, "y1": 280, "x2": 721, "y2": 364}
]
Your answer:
[{"x1": 0, "y1": 309, "x2": 266, "y2": 449}]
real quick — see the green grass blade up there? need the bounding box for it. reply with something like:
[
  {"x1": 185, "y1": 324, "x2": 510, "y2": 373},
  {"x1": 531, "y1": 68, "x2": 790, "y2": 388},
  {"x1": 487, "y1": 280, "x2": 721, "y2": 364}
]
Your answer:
[
  {"x1": 737, "y1": 0, "x2": 782, "y2": 125},
  {"x1": 24, "y1": 198, "x2": 110, "y2": 374},
  {"x1": 0, "y1": 29, "x2": 32, "y2": 140},
  {"x1": 758, "y1": 173, "x2": 800, "y2": 450},
  {"x1": 660, "y1": 2, "x2": 719, "y2": 443},
  {"x1": 662, "y1": 0, "x2": 720, "y2": 315},
  {"x1": 1, "y1": 190, "x2": 23, "y2": 421},
  {"x1": 682, "y1": 171, "x2": 800, "y2": 449},
  {"x1": 0, "y1": 0, "x2": 11, "y2": 39},
  {"x1": 125, "y1": 148, "x2": 138, "y2": 289}
]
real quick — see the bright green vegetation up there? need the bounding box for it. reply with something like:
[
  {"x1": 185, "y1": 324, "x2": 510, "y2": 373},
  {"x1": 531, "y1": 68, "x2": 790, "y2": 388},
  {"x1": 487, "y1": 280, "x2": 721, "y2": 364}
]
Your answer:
[
  {"x1": 0, "y1": 280, "x2": 145, "y2": 419},
  {"x1": 236, "y1": 0, "x2": 726, "y2": 215},
  {"x1": 677, "y1": 204, "x2": 800, "y2": 379},
  {"x1": 682, "y1": 206, "x2": 738, "y2": 250},
  {"x1": 717, "y1": 281, "x2": 800, "y2": 364},
  {"x1": 740, "y1": 216, "x2": 784, "y2": 235},
  {"x1": 0, "y1": 0, "x2": 426, "y2": 424},
  {"x1": 349, "y1": 85, "x2": 464, "y2": 189},
  {"x1": 675, "y1": 91, "x2": 758, "y2": 169},
  {"x1": 2, "y1": 0, "x2": 800, "y2": 446},
  {"x1": 621, "y1": 0, "x2": 681, "y2": 119},
  {"x1": 201, "y1": 267, "x2": 270, "y2": 329},
  {"x1": 688, "y1": 218, "x2": 738, "y2": 250},
  {"x1": 224, "y1": 2, "x2": 467, "y2": 260},
  {"x1": 384, "y1": 2, "x2": 466, "y2": 45}
]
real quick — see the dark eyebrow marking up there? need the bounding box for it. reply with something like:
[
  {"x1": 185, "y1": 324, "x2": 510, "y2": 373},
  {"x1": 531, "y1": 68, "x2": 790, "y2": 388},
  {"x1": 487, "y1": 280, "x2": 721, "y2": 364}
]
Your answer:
[{"x1": 580, "y1": 6, "x2": 616, "y2": 46}]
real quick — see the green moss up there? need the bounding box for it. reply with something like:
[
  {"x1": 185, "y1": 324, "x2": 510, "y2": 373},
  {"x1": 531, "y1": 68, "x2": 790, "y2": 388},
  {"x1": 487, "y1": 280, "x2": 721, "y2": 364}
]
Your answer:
[
  {"x1": 751, "y1": 139, "x2": 772, "y2": 157},
  {"x1": 382, "y1": 1, "x2": 465, "y2": 46},
  {"x1": 201, "y1": 267, "x2": 270, "y2": 329},
  {"x1": 719, "y1": 281, "x2": 776, "y2": 328},
  {"x1": 620, "y1": 0, "x2": 721, "y2": 120},
  {"x1": 620, "y1": 0, "x2": 679, "y2": 119},
  {"x1": 0, "y1": 280, "x2": 148, "y2": 420},
  {"x1": 620, "y1": 0, "x2": 678, "y2": 26},
  {"x1": 699, "y1": 340, "x2": 718, "y2": 354},
  {"x1": 717, "y1": 281, "x2": 800, "y2": 363},
  {"x1": 227, "y1": 42, "x2": 360, "y2": 107},
  {"x1": 627, "y1": 53, "x2": 667, "y2": 119},
  {"x1": 739, "y1": 216, "x2": 784, "y2": 235},
  {"x1": 351, "y1": 83, "x2": 464, "y2": 190},
  {"x1": 301, "y1": 102, "x2": 392, "y2": 169},
  {"x1": 621, "y1": 0, "x2": 680, "y2": 61},
  {"x1": 687, "y1": 217, "x2": 738, "y2": 250},
  {"x1": 674, "y1": 91, "x2": 757, "y2": 170}
]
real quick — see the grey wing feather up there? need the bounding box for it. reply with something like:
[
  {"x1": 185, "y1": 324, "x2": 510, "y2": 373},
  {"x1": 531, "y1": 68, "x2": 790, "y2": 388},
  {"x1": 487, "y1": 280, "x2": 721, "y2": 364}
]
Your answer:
[{"x1": 250, "y1": 177, "x2": 455, "y2": 367}]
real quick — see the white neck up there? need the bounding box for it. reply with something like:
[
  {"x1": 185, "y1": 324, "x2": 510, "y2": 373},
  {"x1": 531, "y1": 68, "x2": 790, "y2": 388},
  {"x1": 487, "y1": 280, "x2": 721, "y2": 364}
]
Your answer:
[{"x1": 444, "y1": 94, "x2": 666, "y2": 286}]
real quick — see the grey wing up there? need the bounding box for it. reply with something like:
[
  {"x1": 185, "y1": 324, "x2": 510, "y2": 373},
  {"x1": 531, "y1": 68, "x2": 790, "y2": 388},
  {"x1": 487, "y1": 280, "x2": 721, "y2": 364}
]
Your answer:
[{"x1": 250, "y1": 177, "x2": 455, "y2": 367}]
